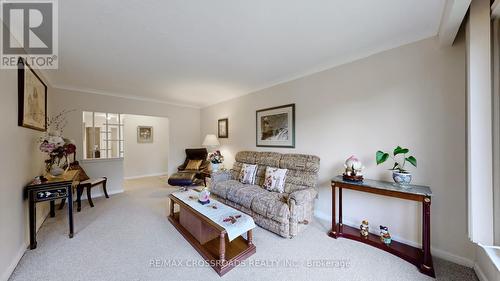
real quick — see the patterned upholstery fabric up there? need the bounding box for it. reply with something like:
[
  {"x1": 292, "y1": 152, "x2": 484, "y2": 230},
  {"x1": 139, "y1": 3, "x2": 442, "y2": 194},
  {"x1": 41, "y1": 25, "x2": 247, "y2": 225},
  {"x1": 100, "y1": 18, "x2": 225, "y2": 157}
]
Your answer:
[
  {"x1": 210, "y1": 151, "x2": 320, "y2": 238},
  {"x1": 254, "y1": 152, "x2": 281, "y2": 186},
  {"x1": 210, "y1": 179, "x2": 241, "y2": 199},
  {"x1": 227, "y1": 185, "x2": 267, "y2": 209},
  {"x1": 251, "y1": 192, "x2": 289, "y2": 223}
]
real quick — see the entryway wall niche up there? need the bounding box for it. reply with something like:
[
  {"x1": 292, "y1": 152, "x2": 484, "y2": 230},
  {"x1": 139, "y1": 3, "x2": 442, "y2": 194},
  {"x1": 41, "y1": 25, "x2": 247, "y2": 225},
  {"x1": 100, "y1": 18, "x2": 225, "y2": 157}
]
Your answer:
[{"x1": 122, "y1": 114, "x2": 169, "y2": 179}]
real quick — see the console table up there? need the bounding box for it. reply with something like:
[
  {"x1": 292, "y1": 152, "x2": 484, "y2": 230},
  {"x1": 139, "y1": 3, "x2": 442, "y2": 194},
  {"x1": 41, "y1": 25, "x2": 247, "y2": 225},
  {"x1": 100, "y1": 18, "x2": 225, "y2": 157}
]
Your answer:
[
  {"x1": 24, "y1": 170, "x2": 79, "y2": 249},
  {"x1": 329, "y1": 176, "x2": 434, "y2": 277}
]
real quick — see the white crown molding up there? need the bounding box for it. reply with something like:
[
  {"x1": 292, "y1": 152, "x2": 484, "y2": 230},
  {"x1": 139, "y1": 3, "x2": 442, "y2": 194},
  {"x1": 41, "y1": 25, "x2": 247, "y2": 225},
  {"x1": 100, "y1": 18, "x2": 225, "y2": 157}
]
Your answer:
[
  {"x1": 437, "y1": 0, "x2": 471, "y2": 46},
  {"x1": 52, "y1": 85, "x2": 201, "y2": 109}
]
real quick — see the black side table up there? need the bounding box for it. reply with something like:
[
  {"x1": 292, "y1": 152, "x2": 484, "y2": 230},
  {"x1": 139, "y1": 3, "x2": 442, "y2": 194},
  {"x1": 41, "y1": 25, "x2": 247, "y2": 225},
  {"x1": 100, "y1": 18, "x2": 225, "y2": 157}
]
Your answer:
[{"x1": 24, "y1": 170, "x2": 79, "y2": 249}]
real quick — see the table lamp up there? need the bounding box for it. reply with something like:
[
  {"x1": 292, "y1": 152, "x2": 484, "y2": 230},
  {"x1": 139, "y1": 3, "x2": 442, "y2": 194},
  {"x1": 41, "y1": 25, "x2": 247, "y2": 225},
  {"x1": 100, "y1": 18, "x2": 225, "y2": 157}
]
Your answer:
[{"x1": 202, "y1": 134, "x2": 220, "y2": 148}]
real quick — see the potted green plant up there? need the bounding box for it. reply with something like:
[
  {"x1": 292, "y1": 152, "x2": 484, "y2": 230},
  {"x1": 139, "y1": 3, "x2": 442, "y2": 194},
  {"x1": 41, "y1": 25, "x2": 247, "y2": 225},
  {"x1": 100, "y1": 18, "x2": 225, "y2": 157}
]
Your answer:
[{"x1": 376, "y1": 146, "x2": 417, "y2": 185}]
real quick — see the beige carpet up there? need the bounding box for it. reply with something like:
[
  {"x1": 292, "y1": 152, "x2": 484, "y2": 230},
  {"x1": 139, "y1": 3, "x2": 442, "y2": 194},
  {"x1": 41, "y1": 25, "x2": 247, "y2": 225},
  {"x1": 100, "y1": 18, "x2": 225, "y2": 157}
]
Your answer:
[{"x1": 9, "y1": 177, "x2": 478, "y2": 281}]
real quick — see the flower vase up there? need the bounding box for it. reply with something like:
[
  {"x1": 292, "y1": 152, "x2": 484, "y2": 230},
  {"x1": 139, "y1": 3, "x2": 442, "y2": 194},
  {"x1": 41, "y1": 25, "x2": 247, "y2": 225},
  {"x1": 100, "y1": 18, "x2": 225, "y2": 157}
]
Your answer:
[
  {"x1": 211, "y1": 163, "x2": 220, "y2": 172},
  {"x1": 49, "y1": 166, "x2": 65, "y2": 177}
]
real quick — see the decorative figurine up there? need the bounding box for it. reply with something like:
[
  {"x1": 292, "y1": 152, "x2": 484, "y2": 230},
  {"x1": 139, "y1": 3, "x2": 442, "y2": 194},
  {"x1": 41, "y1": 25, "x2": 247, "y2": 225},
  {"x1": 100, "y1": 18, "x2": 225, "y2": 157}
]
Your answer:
[
  {"x1": 379, "y1": 225, "x2": 392, "y2": 245},
  {"x1": 360, "y1": 220, "x2": 369, "y2": 238},
  {"x1": 343, "y1": 155, "x2": 365, "y2": 182},
  {"x1": 198, "y1": 188, "x2": 210, "y2": 205}
]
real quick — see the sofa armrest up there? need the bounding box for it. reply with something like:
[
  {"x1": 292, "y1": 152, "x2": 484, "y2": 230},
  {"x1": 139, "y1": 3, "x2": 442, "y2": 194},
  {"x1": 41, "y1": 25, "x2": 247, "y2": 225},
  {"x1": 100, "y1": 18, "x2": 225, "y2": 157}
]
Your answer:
[
  {"x1": 211, "y1": 170, "x2": 233, "y2": 184},
  {"x1": 288, "y1": 188, "x2": 318, "y2": 206}
]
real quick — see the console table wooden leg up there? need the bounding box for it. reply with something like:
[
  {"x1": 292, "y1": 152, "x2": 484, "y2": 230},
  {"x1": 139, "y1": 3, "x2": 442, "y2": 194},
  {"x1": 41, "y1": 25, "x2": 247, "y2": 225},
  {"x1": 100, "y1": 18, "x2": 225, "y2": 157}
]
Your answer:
[
  {"x1": 247, "y1": 229, "x2": 253, "y2": 246},
  {"x1": 28, "y1": 193, "x2": 37, "y2": 249},
  {"x1": 338, "y1": 186, "x2": 343, "y2": 233},
  {"x1": 421, "y1": 197, "x2": 434, "y2": 276},
  {"x1": 219, "y1": 232, "x2": 226, "y2": 262},
  {"x1": 68, "y1": 185, "x2": 74, "y2": 238},
  {"x1": 329, "y1": 183, "x2": 337, "y2": 238}
]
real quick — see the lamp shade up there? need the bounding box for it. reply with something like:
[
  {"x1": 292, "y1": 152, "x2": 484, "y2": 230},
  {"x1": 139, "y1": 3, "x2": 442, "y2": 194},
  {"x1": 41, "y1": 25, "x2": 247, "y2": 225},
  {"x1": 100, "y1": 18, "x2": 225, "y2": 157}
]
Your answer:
[{"x1": 202, "y1": 134, "x2": 220, "y2": 147}]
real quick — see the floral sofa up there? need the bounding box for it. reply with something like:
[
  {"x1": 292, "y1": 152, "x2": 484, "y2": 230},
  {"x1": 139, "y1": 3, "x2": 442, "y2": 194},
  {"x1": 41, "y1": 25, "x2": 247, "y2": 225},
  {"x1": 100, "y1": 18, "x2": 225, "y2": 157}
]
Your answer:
[{"x1": 210, "y1": 151, "x2": 320, "y2": 238}]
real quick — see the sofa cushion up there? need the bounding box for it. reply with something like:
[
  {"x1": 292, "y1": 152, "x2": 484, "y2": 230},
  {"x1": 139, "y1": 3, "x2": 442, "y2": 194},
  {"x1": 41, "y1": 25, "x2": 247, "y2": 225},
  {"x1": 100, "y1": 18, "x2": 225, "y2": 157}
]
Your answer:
[
  {"x1": 211, "y1": 180, "x2": 244, "y2": 199},
  {"x1": 263, "y1": 167, "x2": 287, "y2": 193},
  {"x1": 227, "y1": 185, "x2": 268, "y2": 209},
  {"x1": 238, "y1": 163, "x2": 258, "y2": 184},
  {"x1": 254, "y1": 152, "x2": 282, "y2": 186},
  {"x1": 251, "y1": 192, "x2": 290, "y2": 224},
  {"x1": 279, "y1": 154, "x2": 320, "y2": 173}
]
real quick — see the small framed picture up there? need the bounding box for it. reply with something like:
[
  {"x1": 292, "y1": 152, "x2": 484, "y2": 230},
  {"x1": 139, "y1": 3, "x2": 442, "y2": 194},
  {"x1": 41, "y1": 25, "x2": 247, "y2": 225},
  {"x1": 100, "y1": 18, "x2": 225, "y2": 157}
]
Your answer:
[
  {"x1": 137, "y1": 126, "x2": 153, "y2": 143},
  {"x1": 218, "y1": 118, "x2": 228, "y2": 138},
  {"x1": 18, "y1": 58, "x2": 47, "y2": 131},
  {"x1": 256, "y1": 104, "x2": 295, "y2": 148}
]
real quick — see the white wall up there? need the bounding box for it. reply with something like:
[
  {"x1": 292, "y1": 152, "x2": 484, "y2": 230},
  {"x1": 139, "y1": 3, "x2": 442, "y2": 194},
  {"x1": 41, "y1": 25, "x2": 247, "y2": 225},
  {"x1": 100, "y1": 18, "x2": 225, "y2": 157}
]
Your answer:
[
  {"x1": 200, "y1": 36, "x2": 475, "y2": 264},
  {"x1": 49, "y1": 88, "x2": 201, "y2": 179},
  {"x1": 123, "y1": 114, "x2": 169, "y2": 179},
  {"x1": 0, "y1": 69, "x2": 52, "y2": 280}
]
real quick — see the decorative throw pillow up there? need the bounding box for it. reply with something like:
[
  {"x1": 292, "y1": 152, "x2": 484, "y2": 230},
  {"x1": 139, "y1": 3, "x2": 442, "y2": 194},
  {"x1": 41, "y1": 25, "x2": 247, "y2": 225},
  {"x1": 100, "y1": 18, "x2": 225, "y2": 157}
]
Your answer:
[
  {"x1": 185, "y1": 159, "x2": 203, "y2": 170},
  {"x1": 263, "y1": 167, "x2": 288, "y2": 193},
  {"x1": 239, "y1": 164, "x2": 258, "y2": 184}
]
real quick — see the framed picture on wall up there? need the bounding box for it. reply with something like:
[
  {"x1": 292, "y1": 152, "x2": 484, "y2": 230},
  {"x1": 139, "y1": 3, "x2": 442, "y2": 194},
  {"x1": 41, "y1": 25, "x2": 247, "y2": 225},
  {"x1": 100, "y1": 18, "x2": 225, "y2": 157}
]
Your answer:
[
  {"x1": 218, "y1": 118, "x2": 228, "y2": 138},
  {"x1": 137, "y1": 126, "x2": 153, "y2": 143},
  {"x1": 18, "y1": 58, "x2": 47, "y2": 131},
  {"x1": 256, "y1": 104, "x2": 295, "y2": 148}
]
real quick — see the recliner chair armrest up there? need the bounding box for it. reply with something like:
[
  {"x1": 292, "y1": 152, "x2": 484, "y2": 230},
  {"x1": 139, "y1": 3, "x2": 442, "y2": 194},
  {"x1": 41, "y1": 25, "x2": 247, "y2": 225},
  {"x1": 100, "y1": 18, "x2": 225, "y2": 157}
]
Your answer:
[
  {"x1": 288, "y1": 188, "x2": 318, "y2": 205},
  {"x1": 211, "y1": 170, "x2": 233, "y2": 184},
  {"x1": 199, "y1": 160, "x2": 210, "y2": 172}
]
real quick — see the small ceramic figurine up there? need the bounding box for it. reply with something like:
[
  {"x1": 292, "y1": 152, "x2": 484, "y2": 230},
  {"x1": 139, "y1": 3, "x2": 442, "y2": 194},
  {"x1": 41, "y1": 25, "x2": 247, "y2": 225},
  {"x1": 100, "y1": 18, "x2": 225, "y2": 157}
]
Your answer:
[
  {"x1": 360, "y1": 220, "x2": 369, "y2": 238},
  {"x1": 343, "y1": 155, "x2": 365, "y2": 182},
  {"x1": 379, "y1": 225, "x2": 392, "y2": 245},
  {"x1": 198, "y1": 188, "x2": 210, "y2": 205}
]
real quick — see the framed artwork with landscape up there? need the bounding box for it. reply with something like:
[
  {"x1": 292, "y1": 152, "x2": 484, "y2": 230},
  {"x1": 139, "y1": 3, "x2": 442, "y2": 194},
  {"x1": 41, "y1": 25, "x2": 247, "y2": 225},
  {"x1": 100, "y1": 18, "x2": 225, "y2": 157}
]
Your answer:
[
  {"x1": 218, "y1": 118, "x2": 228, "y2": 138},
  {"x1": 137, "y1": 126, "x2": 153, "y2": 143},
  {"x1": 256, "y1": 104, "x2": 295, "y2": 148},
  {"x1": 18, "y1": 58, "x2": 47, "y2": 131}
]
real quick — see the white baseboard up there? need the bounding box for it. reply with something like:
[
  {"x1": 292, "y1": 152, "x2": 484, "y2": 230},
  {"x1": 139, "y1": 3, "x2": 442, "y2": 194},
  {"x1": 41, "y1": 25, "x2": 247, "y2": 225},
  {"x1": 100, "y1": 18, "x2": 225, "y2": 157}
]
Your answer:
[
  {"x1": 475, "y1": 262, "x2": 490, "y2": 281},
  {"x1": 314, "y1": 210, "x2": 474, "y2": 268},
  {"x1": 1, "y1": 241, "x2": 28, "y2": 281},
  {"x1": 124, "y1": 172, "x2": 168, "y2": 180}
]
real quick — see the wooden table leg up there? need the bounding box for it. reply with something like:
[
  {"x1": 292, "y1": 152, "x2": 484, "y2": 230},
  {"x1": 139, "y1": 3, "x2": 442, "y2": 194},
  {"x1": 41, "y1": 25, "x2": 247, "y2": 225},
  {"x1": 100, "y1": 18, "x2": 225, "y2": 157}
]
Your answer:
[
  {"x1": 50, "y1": 200, "x2": 55, "y2": 217},
  {"x1": 329, "y1": 183, "x2": 337, "y2": 238},
  {"x1": 170, "y1": 198, "x2": 174, "y2": 217},
  {"x1": 29, "y1": 192, "x2": 37, "y2": 249},
  {"x1": 421, "y1": 196, "x2": 434, "y2": 276},
  {"x1": 68, "y1": 185, "x2": 74, "y2": 238},
  {"x1": 338, "y1": 186, "x2": 343, "y2": 233},
  {"x1": 219, "y1": 232, "x2": 226, "y2": 262},
  {"x1": 247, "y1": 229, "x2": 253, "y2": 246},
  {"x1": 86, "y1": 185, "x2": 94, "y2": 207},
  {"x1": 76, "y1": 186, "x2": 83, "y2": 212}
]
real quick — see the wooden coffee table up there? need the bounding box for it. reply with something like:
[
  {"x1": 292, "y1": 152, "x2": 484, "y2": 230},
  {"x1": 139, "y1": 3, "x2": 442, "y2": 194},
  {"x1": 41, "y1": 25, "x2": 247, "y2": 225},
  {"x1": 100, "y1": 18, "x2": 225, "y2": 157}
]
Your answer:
[{"x1": 168, "y1": 191, "x2": 256, "y2": 276}]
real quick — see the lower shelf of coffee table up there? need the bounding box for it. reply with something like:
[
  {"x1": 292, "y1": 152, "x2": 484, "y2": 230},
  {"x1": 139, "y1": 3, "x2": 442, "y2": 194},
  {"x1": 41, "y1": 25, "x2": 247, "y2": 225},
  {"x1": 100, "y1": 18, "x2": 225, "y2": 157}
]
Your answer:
[{"x1": 169, "y1": 212, "x2": 256, "y2": 276}]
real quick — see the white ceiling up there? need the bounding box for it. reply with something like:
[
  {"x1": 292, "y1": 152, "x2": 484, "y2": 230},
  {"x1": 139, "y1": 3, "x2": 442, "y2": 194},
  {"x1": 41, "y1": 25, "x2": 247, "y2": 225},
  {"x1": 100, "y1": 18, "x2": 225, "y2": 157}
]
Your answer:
[{"x1": 47, "y1": 0, "x2": 447, "y2": 108}]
